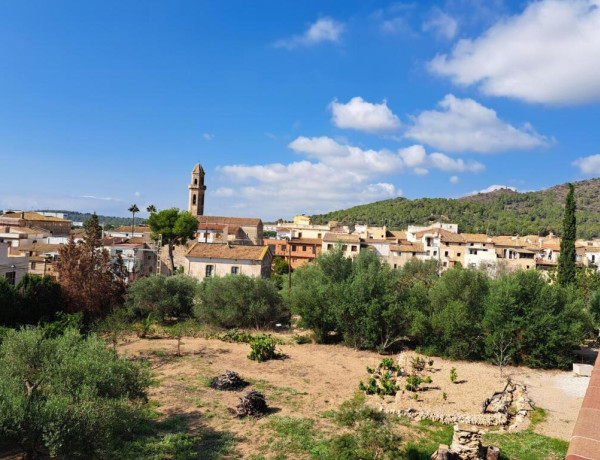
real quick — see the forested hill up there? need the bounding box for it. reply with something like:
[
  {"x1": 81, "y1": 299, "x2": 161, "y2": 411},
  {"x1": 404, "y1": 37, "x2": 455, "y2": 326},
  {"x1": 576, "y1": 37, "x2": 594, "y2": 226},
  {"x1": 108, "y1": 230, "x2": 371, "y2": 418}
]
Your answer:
[
  {"x1": 310, "y1": 178, "x2": 600, "y2": 239},
  {"x1": 34, "y1": 210, "x2": 146, "y2": 228}
]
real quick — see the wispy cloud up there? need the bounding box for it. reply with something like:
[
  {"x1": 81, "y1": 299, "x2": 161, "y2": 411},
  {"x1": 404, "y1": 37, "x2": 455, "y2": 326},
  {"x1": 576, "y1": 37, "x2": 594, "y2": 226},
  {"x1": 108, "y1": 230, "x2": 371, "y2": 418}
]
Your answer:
[{"x1": 274, "y1": 18, "x2": 344, "y2": 50}]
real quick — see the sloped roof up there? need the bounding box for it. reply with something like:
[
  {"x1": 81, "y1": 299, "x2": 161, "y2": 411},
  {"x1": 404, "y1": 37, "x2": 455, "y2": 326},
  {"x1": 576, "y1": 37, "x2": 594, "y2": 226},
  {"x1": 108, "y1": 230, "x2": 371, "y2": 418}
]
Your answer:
[
  {"x1": 322, "y1": 233, "x2": 361, "y2": 243},
  {"x1": 2, "y1": 212, "x2": 70, "y2": 223},
  {"x1": 390, "y1": 243, "x2": 426, "y2": 253},
  {"x1": 110, "y1": 226, "x2": 150, "y2": 233},
  {"x1": 22, "y1": 243, "x2": 63, "y2": 253},
  {"x1": 185, "y1": 242, "x2": 269, "y2": 261},
  {"x1": 461, "y1": 233, "x2": 492, "y2": 244},
  {"x1": 197, "y1": 216, "x2": 262, "y2": 227}
]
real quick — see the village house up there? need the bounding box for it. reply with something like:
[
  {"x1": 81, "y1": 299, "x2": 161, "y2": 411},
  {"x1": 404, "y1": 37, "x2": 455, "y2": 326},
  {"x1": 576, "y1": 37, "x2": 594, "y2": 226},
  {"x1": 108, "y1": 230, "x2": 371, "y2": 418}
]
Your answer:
[
  {"x1": 0, "y1": 212, "x2": 71, "y2": 236},
  {"x1": 0, "y1": 241, "x2": 29, "y2": 286},
  {"x1": 105, "y1": 225, "x2": 152, "y2": 240},
  {"x1": 388, "y1": 242, "x2": 428, "y2": 268},
  {"x1": 19, "y1": 243, "x2": 62, "y2": 279},
  {"x1": 322, "y1": 233, "x2": 362, "y2": 258},
  {"x1": 0, "y1": 226, "x2": 50, "y2": 251},
  {"x1": 184, "y1": 242, "x2": 272, "y2": 281},
  {"x1": 104, "y1": 241, "x2": 158, "y2": 282},
  {"x1": 265, "y1": 237, "x2": 321, "y2": 269}
]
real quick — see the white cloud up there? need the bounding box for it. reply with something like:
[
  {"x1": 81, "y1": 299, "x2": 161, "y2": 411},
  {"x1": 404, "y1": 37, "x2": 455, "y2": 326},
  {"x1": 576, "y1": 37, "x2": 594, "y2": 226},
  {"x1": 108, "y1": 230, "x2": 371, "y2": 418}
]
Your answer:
[
  {"x1": 429, "y1": 152, "x2": 484, "y2": 173},
  {"x1": 405, "y1": 94, "x2": 549, "y2": 153},
  {"x1": 422, "y1": 10, "x2": 458, "y2": 39},
  {"x1": 213, "y1": 187, "x2": 235, "y2": 197},
  {"x1": 398, "y1": 144, "x2": 484, "y2": 175},
  {"x1": 330, "y1": 97, "x2": 402, "y2": 133},
  {"x1": 429, "y1": 0, "x2": 600, "y2": 104},
  {"x1": 214, "y1": 137, "x2": 484, "y2": 219},
  {"x1": 0, "y1": 194, "x2": 125, "y2": 216},
  {"x1": 470, "y1": 185, "x2": 517, "y2": 195},
  {"x1": 203, "y1": 133, "x2": 214, "y2": 141},
  {"x1": 450, "y1": 175, "x2": 459, "y2": 184},
  {"x1": 134, "y1": 191, "x2": 140, "y2": 197},
  {"x1": 398, "y1": 144, "x2": 427, "y2": 167},
  {"x1": 274, "y1": 18, "x2": 344, "y2": 50},
  {"x1": 573, "y1": 154, "x2": 600, "y2": 175}
]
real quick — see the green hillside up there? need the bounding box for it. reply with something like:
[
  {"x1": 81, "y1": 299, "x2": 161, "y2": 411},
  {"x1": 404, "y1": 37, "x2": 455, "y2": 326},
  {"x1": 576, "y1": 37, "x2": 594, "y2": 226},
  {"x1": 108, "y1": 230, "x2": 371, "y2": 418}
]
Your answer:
[
  {"x1": 35, "y1": 210, "x2": 147, "y2": 229},
  {"x1": 311, "y1": 178, "x2": 600, "y2": 239}
]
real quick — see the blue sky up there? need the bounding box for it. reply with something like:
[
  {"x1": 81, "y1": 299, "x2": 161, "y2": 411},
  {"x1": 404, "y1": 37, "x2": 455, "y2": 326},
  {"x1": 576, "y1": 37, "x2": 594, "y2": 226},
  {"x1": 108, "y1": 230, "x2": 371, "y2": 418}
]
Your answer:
[{"x1": 1, "y1": 0, "x2": 600, "y2": 220}]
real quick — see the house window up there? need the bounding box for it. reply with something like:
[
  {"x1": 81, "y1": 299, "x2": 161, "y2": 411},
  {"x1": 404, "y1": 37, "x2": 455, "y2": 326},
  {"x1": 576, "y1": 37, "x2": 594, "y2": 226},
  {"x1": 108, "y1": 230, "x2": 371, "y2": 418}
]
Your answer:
[
  {"x1": 205, "y1": 265, "x2": 214, "y2": 277},
  {"x1": 393, "y1": 264, "x2": 397, "y2": 269},
  {"x1": 457, "y1": 253, "x2": 461, "y2": 257},
  {"x1": 194, "y1": 178, "x2": 198, "y2": 185},
  {"x1": 269, "y1": 244, "x2": 276, "y2": 253},
  {"x1": 342, "y1": 245, "x2": 348, "y2": 251},
  {"x1": 433, "y1": 251, "x2": 437, "y2": 256},
  {"x1": 292, "y1": 245, "x2": 297, "y2": 252},
  {"x1": 351, "y1": 245, "x2": 357, "y2": 252},
  {"x1": 412, "y1": 252, "x2": 416, "y2": 257},
  {"x1": 302, "y1": 245, "x2": 307, "y2": 252},
  {"x1": 444, "y1": 251, "x2": 449, "y2": 257},
  {"x1": 443, "y1": 261, "x2": 448, "y2": 267},
  {"x1": 328, "y1": 244, "x2": 333, "y2": 250},
  {"x1": 298, "y1": 232, "x2": 302, "y2": 238},
  {"x1": 281, "y1": 244, "x2": 286, "y2": 252},
  {"x1": 193, "y1": 194, "x2": 197, "y2": 205},
  {"x1": 317, "y1": 233, "x2": 322, "y2": 239},
  {"x1": 231, "y1": 266, "x2": 240, "y2": 275},
  {"x1": 312, "y1": 246, "x2": 316, "y2": 255},
  {"x1": 5, "y1": 271, "x2": 16, "y2": 286},
  {"x1": 116, "y1": 249, "x2": 123, "y2": 255},
  {"x1": 31, "y1": 262, "x2": 36, "y2": 270}
]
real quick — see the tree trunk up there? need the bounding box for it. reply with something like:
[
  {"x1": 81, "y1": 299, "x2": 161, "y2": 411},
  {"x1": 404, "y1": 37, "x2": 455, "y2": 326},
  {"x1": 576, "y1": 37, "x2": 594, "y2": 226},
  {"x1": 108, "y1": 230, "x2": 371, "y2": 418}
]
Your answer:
[{"x1": 168, "y1": 242, "x2": 175, "y2": 274}]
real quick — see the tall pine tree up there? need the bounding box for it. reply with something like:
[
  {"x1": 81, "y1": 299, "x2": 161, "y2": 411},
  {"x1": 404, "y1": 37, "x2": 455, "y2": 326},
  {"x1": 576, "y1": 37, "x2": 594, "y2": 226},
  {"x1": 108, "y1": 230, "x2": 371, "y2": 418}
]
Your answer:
[{"x1": 558, "y1": 183, "x2": 576, "y2": 286}]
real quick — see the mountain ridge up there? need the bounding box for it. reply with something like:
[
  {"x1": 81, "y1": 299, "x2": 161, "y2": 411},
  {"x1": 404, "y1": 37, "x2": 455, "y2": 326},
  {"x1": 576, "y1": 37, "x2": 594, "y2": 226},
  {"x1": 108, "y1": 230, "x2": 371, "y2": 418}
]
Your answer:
[{"x1": 311, "y1": 178, "x2": 600, "y2": 239}]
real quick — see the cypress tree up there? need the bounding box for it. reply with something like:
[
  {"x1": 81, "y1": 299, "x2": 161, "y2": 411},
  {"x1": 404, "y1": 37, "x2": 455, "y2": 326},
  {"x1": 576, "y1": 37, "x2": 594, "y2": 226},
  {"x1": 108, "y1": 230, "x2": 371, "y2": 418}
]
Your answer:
[{"x1": 558, "y1": 183, "x2": 576, "y2": 286}]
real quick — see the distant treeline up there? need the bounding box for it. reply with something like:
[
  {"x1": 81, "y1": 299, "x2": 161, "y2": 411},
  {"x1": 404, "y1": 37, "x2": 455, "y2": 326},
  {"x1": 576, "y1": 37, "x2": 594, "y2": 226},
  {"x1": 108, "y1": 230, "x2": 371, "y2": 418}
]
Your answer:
[
  {"x1": 311, "y1": 179, "x2": 600, "y2": 239},
  {"x1": 35, "y1": 210, "x2": 147, "y2": 228}
]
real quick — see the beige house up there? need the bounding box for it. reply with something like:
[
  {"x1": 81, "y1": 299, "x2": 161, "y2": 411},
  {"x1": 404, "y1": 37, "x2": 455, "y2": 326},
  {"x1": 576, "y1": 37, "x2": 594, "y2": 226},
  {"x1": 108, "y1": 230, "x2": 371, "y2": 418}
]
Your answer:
[
  {"x1": 196, "y1": 216, "x2": 264, "y2": 246},
  {"x1": 388, "y1": 243, "x2": 427, "y2": 269},
  {"x1": 0, "y1": 212, "x2": 71, "y2": 236},
  {"x1": 322, "y1": 233, "x2": 362, "y2": 258},
  {"x1": 1, "y1": 241, "x2": 29, "y2": 286},
  {"x1": 185, "y1": 242, "x2": 272, "y2": 281}
]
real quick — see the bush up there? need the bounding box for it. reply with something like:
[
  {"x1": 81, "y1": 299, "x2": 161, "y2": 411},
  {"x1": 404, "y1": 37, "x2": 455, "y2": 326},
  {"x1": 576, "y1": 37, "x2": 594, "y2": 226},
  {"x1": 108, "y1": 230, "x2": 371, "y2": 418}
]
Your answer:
[
  {"x1": 0, "y1": 327, "x2": 150, "y2": 458},
  {"x1": 247, "y1": 334, "x2": 279, "y2": 362},
  {"x1": 125, "y1": 275, "x2": 198, "y2": 321},
  {"x1": 195, "y1": 275, "x2": 286, "y2": 329}
]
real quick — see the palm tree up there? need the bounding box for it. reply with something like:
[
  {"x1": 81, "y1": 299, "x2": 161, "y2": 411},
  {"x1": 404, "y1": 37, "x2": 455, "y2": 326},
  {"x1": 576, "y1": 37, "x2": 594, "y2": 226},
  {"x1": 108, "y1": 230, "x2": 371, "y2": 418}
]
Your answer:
[
  {"x1": 146, "y1": 204, "x2": 157, "y2": 214},
  {"x1": 128, "y1": 204, "x2": 140, "y2": 236}
]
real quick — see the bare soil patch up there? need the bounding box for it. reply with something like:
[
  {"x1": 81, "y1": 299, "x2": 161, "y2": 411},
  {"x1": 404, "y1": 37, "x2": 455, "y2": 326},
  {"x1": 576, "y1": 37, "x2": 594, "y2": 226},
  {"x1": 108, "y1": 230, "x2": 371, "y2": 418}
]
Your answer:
[{"x1": 117, "y1": 334, "x2": 585, "y2": 457}]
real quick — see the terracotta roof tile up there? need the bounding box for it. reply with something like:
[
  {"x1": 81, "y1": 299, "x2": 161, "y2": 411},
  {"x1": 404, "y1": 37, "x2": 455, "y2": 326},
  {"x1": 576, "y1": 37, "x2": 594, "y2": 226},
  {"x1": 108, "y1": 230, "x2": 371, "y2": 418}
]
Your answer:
[
  {"x1": 1, "y1": 212, "x2": 70, "y2": 223},
  {"x1": 197, "y1": 215, "x2": 262, "y2": 226},
  {"x1": 323, "y1": 233, "x2": 361, "y2": 243},
  {"x1": 185, "y1": 243, "x2": 269, "y2": 261},
  {"x1": 390, "y1": 243, "x2": 426, "y2": 253}
]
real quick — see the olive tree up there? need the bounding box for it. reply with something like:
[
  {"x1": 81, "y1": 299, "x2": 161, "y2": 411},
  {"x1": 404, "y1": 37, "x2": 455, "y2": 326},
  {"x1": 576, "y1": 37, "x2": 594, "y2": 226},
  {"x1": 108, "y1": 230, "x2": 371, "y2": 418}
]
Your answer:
[{"x1": 0, "y1": 327, "x2": 150, "y2": 458}]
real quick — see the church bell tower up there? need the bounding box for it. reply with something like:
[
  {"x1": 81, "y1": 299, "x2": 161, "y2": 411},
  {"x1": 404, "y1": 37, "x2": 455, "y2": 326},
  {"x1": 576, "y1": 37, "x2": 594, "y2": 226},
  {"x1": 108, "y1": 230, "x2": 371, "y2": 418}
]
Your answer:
[{"x1": 188, "y1": 163, "x2": 207, "y2": 217}]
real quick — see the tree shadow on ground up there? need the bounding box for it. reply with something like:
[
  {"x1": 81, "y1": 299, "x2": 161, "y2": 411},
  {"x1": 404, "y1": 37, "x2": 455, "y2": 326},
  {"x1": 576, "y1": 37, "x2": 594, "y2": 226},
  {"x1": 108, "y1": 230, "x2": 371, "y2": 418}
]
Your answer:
[{"x1": 122, "y1": 410, "x2": 237, "y2": 460}]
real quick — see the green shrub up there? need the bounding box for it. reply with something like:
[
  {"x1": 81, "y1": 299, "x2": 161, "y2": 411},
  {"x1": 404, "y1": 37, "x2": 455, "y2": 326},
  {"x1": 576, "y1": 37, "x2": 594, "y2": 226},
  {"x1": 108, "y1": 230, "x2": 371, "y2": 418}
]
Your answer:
[
  {"x1": 450, "y1": 367, "x2": 458, "y2": 383},
  {"x1": 195, "y1": 275, "x2": 286, "y2": 329},
  {"x1": 125, "y1": 275, "x2": 198, "y2": 321},
  {"x1": 248, "y1": 334, "x2": 279, "y2": 362},
  {"x1": 0, "y1": 327, "x2": 150, "y2": 458},
  {"x1": 216, "y1": 328, "x2": 254, "y2": 343}
]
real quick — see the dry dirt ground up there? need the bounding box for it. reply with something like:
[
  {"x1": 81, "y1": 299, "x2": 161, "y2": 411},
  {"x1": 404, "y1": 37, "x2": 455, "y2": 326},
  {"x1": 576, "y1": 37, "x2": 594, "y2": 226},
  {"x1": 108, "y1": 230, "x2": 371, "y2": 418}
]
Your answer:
[{"x1": 117, "y1": 333, "x2": 588, "y2": 458}]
